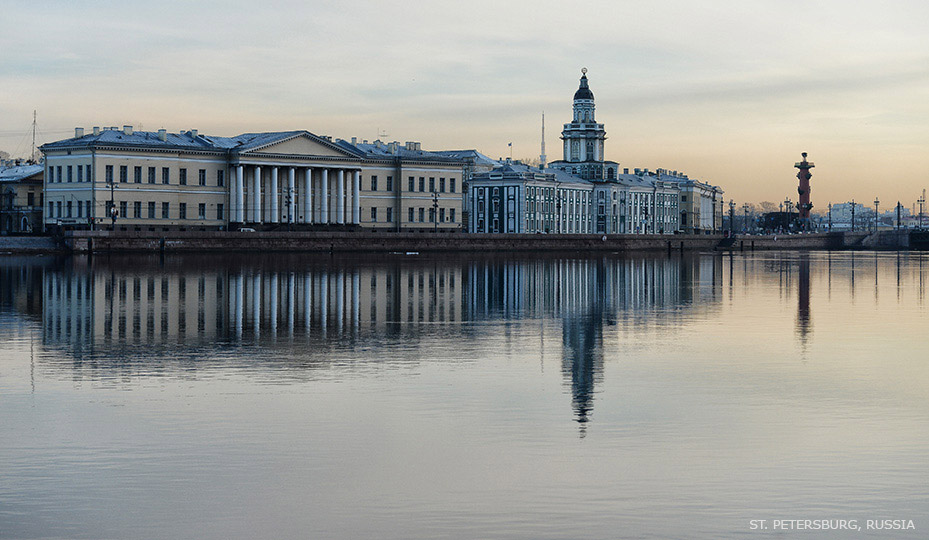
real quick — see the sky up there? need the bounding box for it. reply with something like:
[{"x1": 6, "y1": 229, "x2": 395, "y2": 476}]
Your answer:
[{"x1": 1, "y1": 0, "x2": 928, "y2": 208}]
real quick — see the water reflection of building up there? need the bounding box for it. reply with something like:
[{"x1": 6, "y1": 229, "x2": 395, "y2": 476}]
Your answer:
[
  {"x1": 36, "y1": 253, "x2": 724, "y2": 432},
  {"x1": 463, "y1": 254, "x2": 723, "y2": 433},
  {"x1": 41, "y1": 256, "x2": 464, "y2": 358}
]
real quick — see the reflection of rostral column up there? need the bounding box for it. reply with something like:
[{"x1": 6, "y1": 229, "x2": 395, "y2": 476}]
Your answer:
[{"x1": 795, "y1": 152, "x2": 814, "y2": 230}]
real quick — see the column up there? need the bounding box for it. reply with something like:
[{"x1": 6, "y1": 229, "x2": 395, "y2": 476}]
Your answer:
[
  {"x1": 270, "y1": 167, "x2": 279, "y2": 224},
  {"x1": 303, "y1": 168, "x2": 312, "y2": 224},
  {"x1": 320, "y1": 169, "x2": 329, "y2": 224},
  {"x1": 287, "y1": 167, "x2": 296, "y2": 225},
  {"x1": 252, "y1": 166, "x2": 262, "y2": 223},
  {"x1": 352, "y1": 170, "x2": 361, "y2": 225},
  {"x1": 236, "y1": 165, "x2": 244, "y2": 223},
  {"x1": 337, "y1": 169, "x2": 345, "y2": 224}
]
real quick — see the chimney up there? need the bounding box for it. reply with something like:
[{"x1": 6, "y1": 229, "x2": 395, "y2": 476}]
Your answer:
[
  {"x1": 93, "y1": 126, "x2": 101, "y2": 136},
  {"x1": 623, "y1": 168, "x2": 629, "y2": 174},
  {"x1": 388, "y1": 142, "x2": 398, "y2": 154},
  {"x1": 123, "y1": 125, "x2": 133, "y2": 135},
  {"x1": 190, "y1": 129, "x2": 198, "y2": 137},
  {"x1": 75, "y1": 127, "x2": 84, "y2": 138},
  {"x1": 351, "y1": 137, "x2": 357, "y2": 145},
  {"x1": 158, "y1": 129, "x2": 167, "y2": 142}
]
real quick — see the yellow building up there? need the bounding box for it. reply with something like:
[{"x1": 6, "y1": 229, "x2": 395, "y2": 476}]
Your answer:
[
  {"x1": 1, "y1": 161, "x2": 43, "y2": 234},
  {"x1": 40, "y1": 127, "x2": 468, "y2": 233}
]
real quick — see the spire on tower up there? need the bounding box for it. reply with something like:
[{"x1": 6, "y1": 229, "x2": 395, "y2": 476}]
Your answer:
[{"x1": 540, "y1": 112, "x2": 547, "y2": 170}]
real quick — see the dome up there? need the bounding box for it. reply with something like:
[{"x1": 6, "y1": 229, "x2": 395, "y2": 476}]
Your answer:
[{"x1": 574, "y1": 73, "x2": 594, "y2": 101}]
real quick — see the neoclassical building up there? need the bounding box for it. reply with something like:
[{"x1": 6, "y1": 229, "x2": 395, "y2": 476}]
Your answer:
[
  {"x1": 468, "y1": 70, "x2": 722, "y2": 235},
  {"x1": 1, "y1": 161, "x2": 44, "y2": 234},
  {"x1": 40, "y1": 128, "x2": 468, "y2": 233}
]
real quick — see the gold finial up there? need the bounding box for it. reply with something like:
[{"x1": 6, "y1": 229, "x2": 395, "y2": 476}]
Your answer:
[{"x1": 581, "y1": 67, "x2": 587, "y2": 75}]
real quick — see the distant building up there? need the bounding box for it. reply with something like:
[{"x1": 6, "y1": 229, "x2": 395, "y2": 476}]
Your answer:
[
  {"x1": 39, "y1": 127, "x2": 471, "y2": 233},
  {"x1": 0, "y1": 160, "x2": 43, "y2": 234}
]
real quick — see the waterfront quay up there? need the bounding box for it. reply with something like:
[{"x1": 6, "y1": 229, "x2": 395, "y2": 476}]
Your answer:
[{"x1": 33, "y1": 228, "x2": 926, "y2": 253}]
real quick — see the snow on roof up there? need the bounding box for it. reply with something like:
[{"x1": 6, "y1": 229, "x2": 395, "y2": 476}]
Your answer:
[{"x1": 0, "y1": 163, "x2": 43, "y2": 183}]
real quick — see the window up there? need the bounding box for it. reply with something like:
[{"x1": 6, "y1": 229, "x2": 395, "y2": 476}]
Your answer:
[
  {"x1": 77, "y1": 201, "x2": 83, "y2": 218},
  {"x1": 148, "y1": 202, "x2": 156, "y2": 218},
  {"x1": 429, "y1": 208, "x2": 435, "y2": 223},
  {"x1": 450, "y1": 208, "x2": 456, "y2": 222},
  {"x1": 86, "y1": 200, "x2": 92, "y2": 218},
  {"x1": 439, "y1": 208, "x2": 445, "y2": 222},
  {"x1": 408, "y1": 177, "x2": 414, "y2": 192},
  {"x1": 119, "y1": 201, "x2": 127, "y2": 219},
  {"x1": 85, "y1": 165, "x2": 91, "y2": 182},
  {"x1": 217, "y1": 203, "x2": 224, "y2": 220},
  {"x1": 370, "y1": 207, "x2": 377, "y2": 222},
  {"x1": 440, "y1": 178, "x2": 446, "y2": 192},
  {"x1": 179, "y1": 203, "x2": 187, "y2": 220},
  {"x1": 217, "y1": 170, "x2": 224, "y2": 187},
  {"x1": 179, "y1": 168, "x2": 187, "y2": 185},
  {"x1": 418, "y1": 207, "x2": 425, "y2": 222},
  {"x1": 105, "y1": 165, "x2": 114, "y2": 184},
  {"x1": 419, "y1": 177, "x2": 425, "y2": 192},
  {"x1": 162, "y1": 167, "x2": 170, "y2": 184},
  {"x1": 48, "y1": 167, "x2": 55, "y2": 183},
  {"x1": 27, "y1": 192, "x2": 34, "y2": 207},
  {"x1": 429, "y1": 177, "x2": 435, "y2": 192},
  {"x1": 133, "y1": 201, "x2": 141, "y2": 218},
  {"x1": 162, "y1": 202, "x2": 170, "y2": 219},
  {"x1": 409, "y1": 207, "x2": 414, "y2": 222},
  {"x1": 386, "y1": 207, "x2": 393, "y2": 223},
  {"x1": 198, "y1": 169, "x2": 206, "y2": 186},
  {"x1": 67, "y1": 166, "x2": 73, "y2": 183},
  {"x1": 148, "y1": 167, "x2": 156, "y2": 184},
  {"x1": 67, "y1": 201, "x2": 73, "y2": 218},
  {"x1": 371, "y1": 175, "x2": 378, "y2": 191},
  {"x1": 198, "y1": 203, "x2": 205, "y2": 219},
  {"x1": 386, "y1": 176, "x2": 393, "y2": 192},
  {"x1": 56, "y1": 201, "x2": 61, "y2": 218},
  {"x1": 119, "y1": 165, "x2": 128, "y2": 183}
]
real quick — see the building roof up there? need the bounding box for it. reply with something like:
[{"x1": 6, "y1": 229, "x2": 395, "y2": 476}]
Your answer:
[
  {"x1": 574, "y1": 73, "x2": 594, "y2": 101},
  {"x1": 0, "y1": 163, "x2": 43, "y2": 183},
  {"x1": 334, "y1": 140, "x2": 466, "y2": 163},
  {"x1": 40, "y1": 129, "x2": 214, "y2": 151},
  {"x1": 472, "y1": 160, "x2": 593, "y2": 187}
]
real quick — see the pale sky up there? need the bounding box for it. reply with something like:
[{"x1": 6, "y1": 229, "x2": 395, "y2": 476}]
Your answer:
[{"x1": 2, "y1": 0, "x2": 928, "y2": 208}]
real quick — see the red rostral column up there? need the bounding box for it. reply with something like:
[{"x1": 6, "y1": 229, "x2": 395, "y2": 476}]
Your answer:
[{"x1": 795, "y1": 152, "x2": 814, "y2": 230}]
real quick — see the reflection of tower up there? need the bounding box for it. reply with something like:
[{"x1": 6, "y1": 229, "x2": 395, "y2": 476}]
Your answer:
[
  {"x1": 561, "y1": 260, "x2": 605, "y2": 436},
  {"x1": 796, "y1": 253, "x2": 811, "y2": 347},
  {"x1": 795, "y1": 152, "x2": 814, "y2": 230}
]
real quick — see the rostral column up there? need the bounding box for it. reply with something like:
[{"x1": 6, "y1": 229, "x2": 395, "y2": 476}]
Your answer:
[{"x1": 795, "y1": 152, "x2": 814, "y2": 230}]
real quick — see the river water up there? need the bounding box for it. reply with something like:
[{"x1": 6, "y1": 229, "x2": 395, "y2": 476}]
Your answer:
[{"x1": 1, "y1": 251, "x2": 927, "y2": 539}]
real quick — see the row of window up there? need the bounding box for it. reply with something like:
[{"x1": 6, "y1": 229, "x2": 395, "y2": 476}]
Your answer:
[
  {"x1": 47, "y1": 164, "x2": 91, "y2": 183},
  {"x1": 400, "y1": 176, "x2": 457, "y2": 194},
  {"x1": 401, "y1": 207, "x2": 456, "y2": 224},
  {"x1": 106, "y1": 165, "x2": 225, "y2": 187},
  {"x1": 47, "y1": 200, "x2": 224, "y2": 221}
]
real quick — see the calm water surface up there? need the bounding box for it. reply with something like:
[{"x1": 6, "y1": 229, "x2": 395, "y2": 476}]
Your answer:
[{"x1": 1, "y1": 251, "x2": 927, "y2": 539}]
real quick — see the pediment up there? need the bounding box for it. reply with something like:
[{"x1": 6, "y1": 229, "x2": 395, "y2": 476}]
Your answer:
[{"x1": 242, "y1": 133, "x2": 355, "y2": 158}]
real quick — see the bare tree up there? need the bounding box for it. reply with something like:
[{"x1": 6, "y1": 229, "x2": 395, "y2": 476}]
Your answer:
[{"x1": 759, "y1": 201, "x2": 778, "y2": 213}]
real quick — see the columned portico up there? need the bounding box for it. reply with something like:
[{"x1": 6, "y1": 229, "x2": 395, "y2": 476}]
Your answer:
[
  {"x1": 252, "y1": 166, "x2": 262, "y2": 224},
  {"x1": 352, "y1": 170, "x2": 360, "y2": 225},
  {"x1": 337, "y1": 169, "x2": 345, "y2": 224},
  {"x1": 236, "y1": 164, "x2": 360, "y2": 227},
  {"x1": 235, "y1": 165, "x2": 244, "y2": 223},
  {"x1": 270, "y1": 167, "x2": 279, "y2": 224},
  {"x1": 320, "y1": 169, "x2": 329, "y2": 223}
]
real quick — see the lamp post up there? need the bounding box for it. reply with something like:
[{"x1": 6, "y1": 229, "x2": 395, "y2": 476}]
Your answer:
[
  {"x1": 873, "y1": 197, "x2": 880, "y2": 232},
  {"x1": 784, "y1": 197, "x2": 792, "y2": 231},
  {"x1": 742, "y1": 203, "x2": 750, "y2": 234},
  {"x1": 918, "y1": 191, "x2": 926, "y2": 229},
  {"x1": 728, "y1": 199, "x2": 735, "y2": 235},
  {"x1": 896, "y1": 201, "x2": 903, "y2": 230},
  {"x1": 432, "y1": 190, "x2": 439, "y2": 233},
  {"x1": 850, "y1": 199, "x2": 856, "y2": 231},
  {"x1": 828, "y1": 203, "x2": 832, "y2": 231}
]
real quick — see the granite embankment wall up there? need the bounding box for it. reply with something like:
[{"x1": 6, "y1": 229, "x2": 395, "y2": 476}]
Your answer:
[
  {"x1": 0, "y1": 236, "x2": 60, "y2": 253},
  {"x1": 7, "y1": 230, "x2": 921, "y2": 254},
  {"x1": 63, "y1": 231, "x2": 726, "y2": 253}
]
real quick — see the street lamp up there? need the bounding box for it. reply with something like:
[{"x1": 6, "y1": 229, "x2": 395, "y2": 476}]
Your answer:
[
  {"x1": 728, "y1": 199, "x2": 735, "y2": 235},
  {"x1": 828, "y1": 202, "x2": 832, "y2": 231},
  {"x1": 873, "y1": 197, "x2": 880, "y2": 232},
  {"x1": 918, "y1": 191, "x2": 926, "y2": 229},
  {"x1": 850, "y1": 199, "x2": 856, "y2": 231},
  {"x1": 742, "y1": 203, "x2": 750, "y2": 234},
  {"x1": 432, "y1": 190, "x2": 439, "y2": 233}
]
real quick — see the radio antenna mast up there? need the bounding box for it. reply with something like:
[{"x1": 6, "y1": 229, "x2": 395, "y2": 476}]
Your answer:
[{"x1": 31, "y1": 110, "x2": 37, "y2": 163}]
